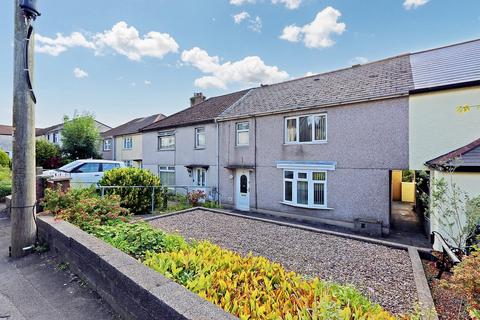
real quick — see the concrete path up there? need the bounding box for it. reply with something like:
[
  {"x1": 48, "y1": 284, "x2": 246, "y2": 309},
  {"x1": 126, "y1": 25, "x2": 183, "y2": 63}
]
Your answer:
[{"x1": 0, "y1": 207, "x2": 119, "y2": 320}]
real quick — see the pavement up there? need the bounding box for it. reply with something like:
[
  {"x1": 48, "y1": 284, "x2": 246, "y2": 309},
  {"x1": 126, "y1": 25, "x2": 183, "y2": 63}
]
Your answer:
[{"x1": 0, "y1": 204, "x2": 119, "y2": 320}]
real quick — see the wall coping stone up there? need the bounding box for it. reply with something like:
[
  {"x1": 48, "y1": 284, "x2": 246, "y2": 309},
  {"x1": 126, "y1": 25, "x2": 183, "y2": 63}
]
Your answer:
[{"x1": 36, "y1": 214, "x2": 237, "y2": 320}]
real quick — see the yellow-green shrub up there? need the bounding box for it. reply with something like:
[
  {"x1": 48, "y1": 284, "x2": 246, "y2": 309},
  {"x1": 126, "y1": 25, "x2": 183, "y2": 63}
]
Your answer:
[{"x1": 144, "y1": 241, "x2": 395, "y2": 320}]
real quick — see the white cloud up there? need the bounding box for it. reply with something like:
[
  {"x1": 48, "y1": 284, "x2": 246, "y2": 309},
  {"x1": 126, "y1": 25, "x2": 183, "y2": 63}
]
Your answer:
[
  {"x1": 35, "y1": 32, "x2": 95, "y2": 56},
  {"x1": 233, "y1": 11, "x2": 262, "y2": 33},
  {"x1": 36, "y1": 22, "x2": 178, "y2": 61},
  {"x1": 73, "y1": 67, "x2": 88, "y2": 79},
  {"x1": 94, "y1": 22, "x2": 179, "y2": 61},
  {"x1": 130, "y1": 82, "x2": 136, "y2": 87},
  {"x1": 350, "y1": 56, "x2": 369, "y2": 65},
  {"x1": 230, "y1": 0, "x2": 256, "y2": 5},
  {"x1": 144, "y1": 80, "x2": 152, "y2": 85},
  {"x1": 271, "y1": 0, "x2": 302, "y2": 10},
  {"x1": 280, "y1": 6, "x2": 346, "y2": 48},
  {"x1": 403, "y1": 0, "x2": 429, "y2": 9},
  {"x1": 233, "y1": 11, "x2": 250, "y2": 24},
  {"x1": 181, "y1": 47, "x2": 289, "y2": 89},
  {"x1": 304, "y1": 71, "x2": 315, "y2": 77},
  {"x1": 248, "y1": 16, "x2": 262, "y2": 33}
]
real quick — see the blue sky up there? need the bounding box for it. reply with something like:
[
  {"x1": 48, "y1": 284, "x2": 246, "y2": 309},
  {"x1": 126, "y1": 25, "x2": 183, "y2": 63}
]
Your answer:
[{"x1": 0, "y1": 0, "x2": 479, "y2": 128}]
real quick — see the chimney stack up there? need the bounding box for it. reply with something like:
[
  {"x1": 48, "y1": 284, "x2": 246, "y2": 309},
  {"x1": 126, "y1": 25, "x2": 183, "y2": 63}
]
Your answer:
[{"x1": 190, "y1": 92, "x2": 206, "y2": 107}]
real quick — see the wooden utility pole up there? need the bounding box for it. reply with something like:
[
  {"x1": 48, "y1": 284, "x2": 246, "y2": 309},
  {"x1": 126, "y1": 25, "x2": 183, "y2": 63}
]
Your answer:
[{"x1": 10, "y1": 0, "x2": 37, "y2": 258}]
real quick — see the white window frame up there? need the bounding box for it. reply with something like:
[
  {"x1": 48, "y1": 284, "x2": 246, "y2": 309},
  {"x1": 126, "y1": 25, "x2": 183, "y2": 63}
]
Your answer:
[
  {"x1": 123, "y1": 137, "x2": 133, "y2": 150},
  {"x1": 124, "y1": 160, "x2": 133, "y2": 167},
  {"x1": 194, "y1": 127, "x2": 206, "y2": 149},
  {"x1": 158, "y1": 131, "x2": 175, "y2": 151},
  {"x1": 284, "y1": 113, "x2": 327, "y2": 144},
  {"x1": 53, "y1": 132, "x2": 60, "y2": 144},
  {"x1": 103, "y1": 139, "x2": 112, "y2": 151},
  {"x1": 282, "y1": 169, "x2": 328, "y2": 209},
  {"x1": 193, "y1": 167, "x2": 207, "y2": 187},
  {"x1": 236, "y1": 122, "x2": 249, "y2": 146},
  {"x1": 158, "y1": 165, "x2": 175, "y2": 186}
]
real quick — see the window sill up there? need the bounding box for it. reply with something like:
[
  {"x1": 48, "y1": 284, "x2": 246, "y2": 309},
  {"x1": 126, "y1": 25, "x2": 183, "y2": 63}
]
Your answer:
[
  {"x1": 280, "y1": 201, "x2": 333, "y2": 210},
  {"x1": 157, "y1": 149, "x2": 175, "y2": 152},
  {"x1": 235, "y1": 145, "x2": 249, "y2": 148},
  {"x1": 283, "y1": 141, "x2": 327, "y2": 146},
  {"x1": 194, "y1": 147, "x2": 206, "y2": 150}
]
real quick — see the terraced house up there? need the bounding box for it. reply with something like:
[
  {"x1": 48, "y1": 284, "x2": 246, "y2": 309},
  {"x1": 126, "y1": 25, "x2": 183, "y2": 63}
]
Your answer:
[
  {"x1": 408, "y1": 39, "x2": 480, "y2": 248},
  {"x1": 217, "y1": 54, "x2": 413, "y2": 235},
  {"x1": 101, "y1": 113, "x2": 165, "y2": 167},
  {"x1": 141, "y1": 91, "x2": 249, "y2": 198}
]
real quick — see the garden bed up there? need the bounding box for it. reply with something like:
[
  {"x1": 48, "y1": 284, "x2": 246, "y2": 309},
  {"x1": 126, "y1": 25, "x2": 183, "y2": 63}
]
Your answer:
[
  {"x1": 422, "y1": 259, "x2": 469, "y2": 319},
  {"x1": 149, "y1": 209, "x2": 418, "y2": 315},
  {"x1": 40, "y1": 187, "x2": 400, "y2": 319}
]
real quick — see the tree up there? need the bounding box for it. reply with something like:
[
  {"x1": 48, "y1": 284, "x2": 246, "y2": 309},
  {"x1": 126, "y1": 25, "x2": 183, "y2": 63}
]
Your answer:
[
  {"x1": 61, "y1": 112, "x2": 101, "y2": 160},
  {"x1": 0, "y1": 149, "x2": 9, "y2": 167},
  {"x1": 426, "y1": 169, "x2": 480, "y2": 250},
  {"x1": 36, "y1": 139, "x2": 62, "y2": 169}
]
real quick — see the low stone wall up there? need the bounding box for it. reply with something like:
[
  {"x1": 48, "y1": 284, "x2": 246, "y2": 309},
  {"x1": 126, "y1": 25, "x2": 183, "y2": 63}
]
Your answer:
[{"x1": 36, "y1": 214, "x2": 236, "y2": 320}]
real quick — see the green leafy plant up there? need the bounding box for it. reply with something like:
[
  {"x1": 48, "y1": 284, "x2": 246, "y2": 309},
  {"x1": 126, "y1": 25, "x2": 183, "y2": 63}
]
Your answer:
[
  {"x1": 429, "y1": 173, "x2": 480, "y2": 250},
  {"x1": 144, "y1": 241, "x2": 395, "y2": 320},
  {"x1": 0, "y1": 167, "x2": 12, "y2": 201},
  {"x1": 36, "y1": 138, "x2": 63, "y2": 169},
  {"x1": 0, "y1": 149, "x2": 10, "y2": 168},
  {"x1": 90, "y1": 221, "x2": 187, "y2": 259},
  {"x1": 99, "y1": 167, "x2": 167, "y2": 214},
  {"x1": 61, "y1": 111, "x2": 101, "y2": 160},
  {"x1": 443, "y1": 244, "x2": 480, "y2": 317},
  {"x1": 202, "y1": 200, "x2": 222, "y2": 209},
  {"x1": 41, "y1": 186, "x2": 130, "y2": 231}
]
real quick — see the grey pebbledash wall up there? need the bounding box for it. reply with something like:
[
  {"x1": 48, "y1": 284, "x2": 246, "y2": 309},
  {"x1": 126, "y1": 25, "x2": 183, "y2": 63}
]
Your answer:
[
  {"x1": 218, "y1": 97, "x2": 409, "y2": 232},
  {"x1": 36, "y1": 215, "x2": 237, "y2": 320}
]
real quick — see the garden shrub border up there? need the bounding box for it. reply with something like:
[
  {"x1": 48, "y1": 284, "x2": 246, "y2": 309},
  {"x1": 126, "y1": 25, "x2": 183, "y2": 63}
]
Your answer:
[{"x1": 36, "y1": 214, "x2": 236, "y2": 320}]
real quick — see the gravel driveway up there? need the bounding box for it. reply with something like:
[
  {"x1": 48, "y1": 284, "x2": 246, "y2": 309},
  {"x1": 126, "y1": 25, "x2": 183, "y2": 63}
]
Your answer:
[{"x1": 149, "y1": 209, "x2": 417, "y2": 315}]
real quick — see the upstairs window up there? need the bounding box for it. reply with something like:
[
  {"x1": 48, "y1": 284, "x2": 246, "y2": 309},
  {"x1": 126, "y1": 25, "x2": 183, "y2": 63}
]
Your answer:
[
  {"x1": 158, "y1": 131, "x2": 175, "y2": 150},
  {"x1": 123, "y1": 137, "x2": 133, "y2": 149},
  {"x1": 285, "y1": 114, "x2": 327, "y2": 144},
  {"x1": 236, "y1": 122, "x2": 249, "y2": 146},
  {"x1": 195, "y1": 127, "x2": 206, "y2": 149},
  {"x1": 103, "y1": 139, "x2": 112, "y2": 151}
]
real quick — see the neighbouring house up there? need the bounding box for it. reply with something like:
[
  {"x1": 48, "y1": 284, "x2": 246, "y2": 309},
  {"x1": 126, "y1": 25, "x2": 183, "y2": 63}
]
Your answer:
[
  {"x1": 100, "y1": 113, "x2": 165, "y2": 167},
  {"x1": 408, "y1": 39, "x2": 480, "y2": 248},
  {"x1": 36, "y1": 120, "x2": 111, "y2": 147},
  {"x1": 141, "y1": 91, "x2": 249, "y2": 198},
  {"x1": 0, "y1": 125, "x2": 13, "y2": 158},
  {"x1": 216, "y1": 55, "x2": 414, "y2": 235}
]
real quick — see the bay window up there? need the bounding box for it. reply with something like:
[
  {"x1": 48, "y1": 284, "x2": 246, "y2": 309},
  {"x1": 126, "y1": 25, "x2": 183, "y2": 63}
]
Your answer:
[
  {"x1": 285, "y1": 114, "x2": 327, "y2": 144},
  {"x1": 282, "y1": 170, "x2": 327, "y2": 208}
]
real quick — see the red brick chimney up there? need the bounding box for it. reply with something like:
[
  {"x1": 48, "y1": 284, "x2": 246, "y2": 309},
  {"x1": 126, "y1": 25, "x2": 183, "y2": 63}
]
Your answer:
[{"x1": 190, "y1": 92, "x2": 206, "y2": 107}]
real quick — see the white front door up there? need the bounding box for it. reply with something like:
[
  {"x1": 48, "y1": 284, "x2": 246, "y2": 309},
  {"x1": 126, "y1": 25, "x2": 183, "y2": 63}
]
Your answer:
[{"x1": 235, "y1": 170, "x2": 250, "y2": 211}]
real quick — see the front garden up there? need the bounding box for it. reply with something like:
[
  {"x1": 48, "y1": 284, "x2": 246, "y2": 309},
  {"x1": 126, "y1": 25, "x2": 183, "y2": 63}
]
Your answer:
[{"x1": 42, "y1": 186, "x2": 400, "y2": 319}]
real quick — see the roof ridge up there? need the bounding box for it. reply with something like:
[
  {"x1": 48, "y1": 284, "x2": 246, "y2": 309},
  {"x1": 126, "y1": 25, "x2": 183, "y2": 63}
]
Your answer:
[
  {"x1": 256, "y1": 53, "x2": 411, "y2": 89},
  {"x1": 412, "y1": 38, "x2": 480, "y2": 56}
]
